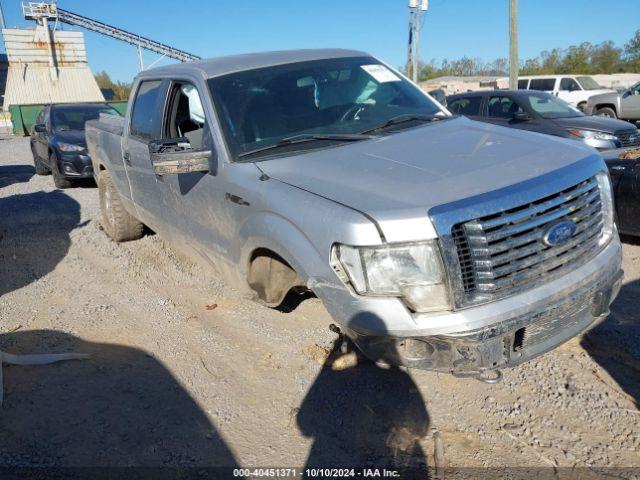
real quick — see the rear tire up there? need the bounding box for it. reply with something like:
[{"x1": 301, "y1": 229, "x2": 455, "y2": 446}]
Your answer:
[
  {"x1": 577, "y1": 102, "x2": 586, "y2": 113},
  {"x1": 31, "y1": 145, "x2": 49, "y2": 175},
  {"x1": 98, "y1": 170, "x2": 144, "y2": 242},
  {"x1": 50, "y1": 152, "x2": 74, "y2": 189},
  {"x1": 595, "y1": 107, "x2": 617, "y2": 119}
]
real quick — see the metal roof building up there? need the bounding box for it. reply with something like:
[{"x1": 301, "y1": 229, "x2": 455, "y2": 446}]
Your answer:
[{"x1": 1, "y1": 24, "x2": 103, "y2": 111}]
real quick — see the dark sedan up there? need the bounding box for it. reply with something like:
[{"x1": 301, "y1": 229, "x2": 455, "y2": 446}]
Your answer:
[
  {"x1": 447, "y1": 90, "x2": 640, "y2": 151},
  {"x1": 30, "y1": 103, "x2": 121, "y2": 188}
]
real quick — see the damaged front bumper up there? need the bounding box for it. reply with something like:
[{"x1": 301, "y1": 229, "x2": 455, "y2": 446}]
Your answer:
[{"x1": 344, "y1": 236, "x2": 623, "y2": 376}]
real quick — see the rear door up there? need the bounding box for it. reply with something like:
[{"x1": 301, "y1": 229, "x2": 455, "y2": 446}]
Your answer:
[{"x1": 122, "y1": 79, "x2": 174, "y2": 227}]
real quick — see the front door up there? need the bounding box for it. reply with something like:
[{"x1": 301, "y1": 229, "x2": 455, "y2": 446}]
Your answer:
[
  {"x1": 557, "y1": 77, "x2": 583, "y2": 107},
  {"x1": 158, "y1": 80, "x2": 233, "y2": 266}
]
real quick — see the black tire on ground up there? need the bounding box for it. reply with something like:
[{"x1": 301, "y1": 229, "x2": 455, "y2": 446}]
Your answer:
[
  {"x1": 595, "y1": 107, "x2": 617, "y2": 119},
  {"x1": 98, "y1": 170, "x2": 144, "y2": 242},
  {"x1": 50, "y1": 152, "x2": 74, "y2": 189},
  {"x1": 577, "y1": 102, "x2": 586, "y2": 113},
  {"x1": 31, "y1": 144, "x2": 50, "y2": 175}
]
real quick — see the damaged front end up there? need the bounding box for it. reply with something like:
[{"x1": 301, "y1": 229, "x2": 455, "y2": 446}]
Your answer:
[{"x1": 346, "y1": 252, "x2": 622, "y2": 382}]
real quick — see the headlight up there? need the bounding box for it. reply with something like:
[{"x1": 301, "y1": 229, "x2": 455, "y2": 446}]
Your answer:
[
  {"x1": 57, "y1": 142, "x2": 85, "y2": 152},
  {"x1": 334, "y1": 241, "x2": 451, "y2": 313},
  {"x1": 596, "y1": 171, "x2": 615, "y2": 246},
  {"x1": 568, "y1": 130, "x2": 617, "y2": 142}
]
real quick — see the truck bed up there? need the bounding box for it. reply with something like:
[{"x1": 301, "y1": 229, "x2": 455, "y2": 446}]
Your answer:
[{"x1": 85, "y1": 114, "x2": 132, "y2": 202}]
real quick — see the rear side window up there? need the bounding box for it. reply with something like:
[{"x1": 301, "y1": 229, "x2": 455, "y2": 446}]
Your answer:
[
  {"x1": 130, "y1": 80, "x2": 164, "y2": 140},
  {"x1": 559, "y1": 78, "x2": 581, "y2": 92},
  {"x1": 517, "y1": 79, "x2": 528, "y2": 89},
  {"x1": 448, "y1": 97, "x2": 482, "y2": 116},
  {"x1": 529, "y1": 78, "x2": 556, "y2": 91}
]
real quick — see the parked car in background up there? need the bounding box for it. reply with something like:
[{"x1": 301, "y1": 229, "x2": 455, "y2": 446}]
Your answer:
[
  {"x1": 86, "y1": 49, "x2": 622, "y2": 382},
  {"x1": 603, "y1": 148, "x2": 640, "y2": 237},
  {"x1": 517, "y1": 75, "x2": 614, "y2": 111},
  {"x1": 584, "y1": 81, "x2": 640, "y2": 121},
  {"x1": 30, "y1": 103, "x2": 121, "y2": 188},
  {"x1": 447, "y1": 90, "x2": 640, "y2": 151}
]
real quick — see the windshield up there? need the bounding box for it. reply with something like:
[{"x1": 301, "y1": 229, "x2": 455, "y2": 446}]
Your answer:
[
  {"x1": 523, "y1": 92, "x2": 584, "y2": 119},
  {"x1": 52, "y1": 105, "x2": 120, "y2": 131},
  {"x1": 208, "y1": 56, "x2": 444, "y2": 160},
  {"x1": 576, "y1": 76, "x2": 603, "y2": 91}
]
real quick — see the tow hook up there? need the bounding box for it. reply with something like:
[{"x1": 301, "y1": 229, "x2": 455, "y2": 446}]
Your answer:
[{"x1": 451, "y1": 369, "x2": 503, "y2": 384}]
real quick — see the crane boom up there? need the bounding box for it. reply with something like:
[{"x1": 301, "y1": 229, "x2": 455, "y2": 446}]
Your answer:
[{"x1": 22, "y1": 2, "x2": 201, "y2": 63}]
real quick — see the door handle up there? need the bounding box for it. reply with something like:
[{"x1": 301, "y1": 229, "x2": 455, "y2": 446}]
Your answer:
[{"x1": 123, "y1": 151, "x2": 131, "y2": 165}]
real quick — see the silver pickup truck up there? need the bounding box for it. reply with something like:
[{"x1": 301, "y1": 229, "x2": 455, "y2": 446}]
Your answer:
[{"x1": 86, "y1": 49, "x2": 623, "y2": 382}]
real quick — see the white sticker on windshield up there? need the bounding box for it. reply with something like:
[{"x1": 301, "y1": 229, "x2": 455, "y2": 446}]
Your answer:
[{"x1": 361, "y1": 64, "x2": 401, "y2": 83}]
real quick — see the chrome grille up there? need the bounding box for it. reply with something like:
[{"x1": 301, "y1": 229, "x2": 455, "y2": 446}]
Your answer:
[
  {"x1": 615, "y1": 129, "x2": 640, "y2": 148},
  {"x1": 451, "y1": 176, "x2": 604, "y2": 307}
]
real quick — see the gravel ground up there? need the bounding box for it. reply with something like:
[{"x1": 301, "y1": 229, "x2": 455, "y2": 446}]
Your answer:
[{"x1": 0, "y1": 136, "x2": 639, "y2": 475}]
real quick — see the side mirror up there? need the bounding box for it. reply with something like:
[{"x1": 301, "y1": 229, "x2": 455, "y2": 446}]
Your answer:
[
  {"x1": 512, "y1": 111, "x2": 531, "y2": 122},
  {"x1": 33, "y1": 123, "x2": 46, "y2": 133},
  {"x1": 149, "y1": 138, "x2": 211, "y2": 175}
]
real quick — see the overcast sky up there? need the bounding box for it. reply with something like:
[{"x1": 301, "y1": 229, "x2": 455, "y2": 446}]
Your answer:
[{"x1": 1, "y1": 0, "x2": 637, "y2": 82}]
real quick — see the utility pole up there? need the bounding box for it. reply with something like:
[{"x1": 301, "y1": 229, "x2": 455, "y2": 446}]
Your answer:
[
  {"x1": 407, "y1": 0, "x2": 428, "y2": 83},
  {"x1": 0, "y1": 1, "x2": 6, "y2": 29},
  {"x1": 509, "y1": 0, "x2": 519, "y2": 89},
  {"x1": 406, "y1": 3, "x2": 415, "y2": 81}
]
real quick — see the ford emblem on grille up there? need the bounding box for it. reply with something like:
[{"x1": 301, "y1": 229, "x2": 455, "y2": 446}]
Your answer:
[{"x1": 543, "y1": 220, "x2": 577, "y2": 246}]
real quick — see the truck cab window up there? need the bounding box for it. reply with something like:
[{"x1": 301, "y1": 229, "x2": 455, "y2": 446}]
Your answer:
[
  {"x1": 165, "y1": 83, "x2": 207, "y2": 150},
  {"x1": 560, "y1": 78, "x2": 581, "y2": 92},
  {"x1": 130, "y1": 80, "x2": 163, "y2": 140}
]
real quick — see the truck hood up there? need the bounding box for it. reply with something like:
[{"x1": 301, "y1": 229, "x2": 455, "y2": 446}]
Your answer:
[
  {"x1": 257, "y1": 117, "x2": 598, "y2": 241},
  {"x1": 587, "y1": 91, "x2": 619, "y2": 104},
  {"x1": 584, "y1": 88, "x2": 616, "y2": 97}
]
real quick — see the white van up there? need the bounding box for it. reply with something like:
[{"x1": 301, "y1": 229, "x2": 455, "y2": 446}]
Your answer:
[{"x1": 518, "y1": 75, "x2": 615, "y2": 111}]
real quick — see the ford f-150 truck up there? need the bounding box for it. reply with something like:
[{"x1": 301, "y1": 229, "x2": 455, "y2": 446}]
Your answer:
[{"x1": 86, "y1": 49, "x2": 623, "y2": 382}]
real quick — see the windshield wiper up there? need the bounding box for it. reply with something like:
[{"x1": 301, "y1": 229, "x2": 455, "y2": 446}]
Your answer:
[
  {"x1": 360, "y1": 114, "x2": 447, "y2": 134},
  {"x1": 237, "y1": 133, "x2": 375, "y2": 159}
]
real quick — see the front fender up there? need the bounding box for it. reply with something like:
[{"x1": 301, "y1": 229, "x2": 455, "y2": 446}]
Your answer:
[{"x1": 238, "y1": 212, "x2": 332, "y2": 288}]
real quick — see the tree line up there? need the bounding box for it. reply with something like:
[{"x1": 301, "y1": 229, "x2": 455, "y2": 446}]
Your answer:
[
  {"x1": 416, "y1": 30, "x2": 640, "y2": 81},
  {"x1": 94, "y1": 71, "x2": 133, "y2": 101}
]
